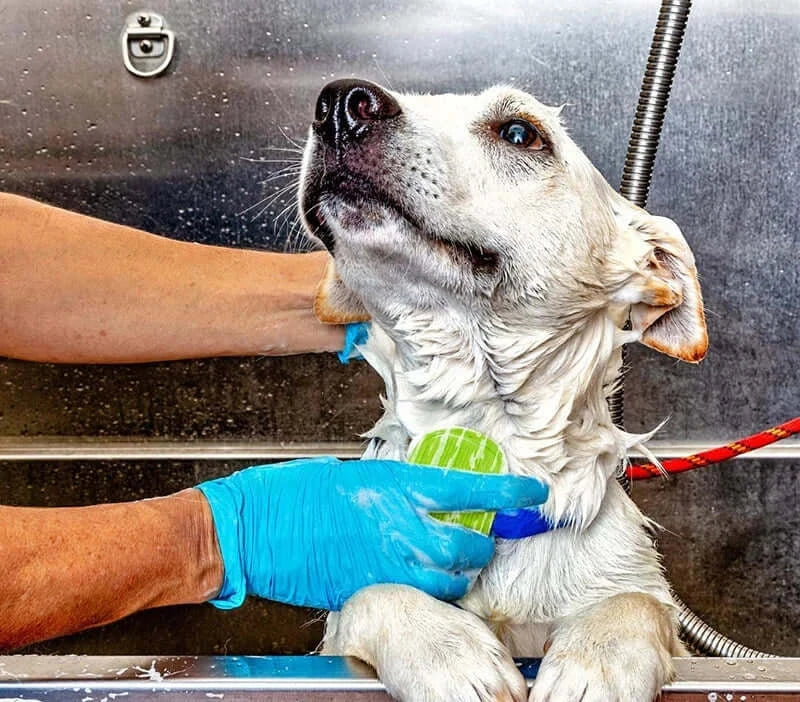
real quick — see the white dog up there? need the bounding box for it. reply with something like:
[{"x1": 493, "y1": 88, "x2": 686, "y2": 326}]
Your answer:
[{"x1": 299, "y1": 79, "x2": 707, "y2": 702}]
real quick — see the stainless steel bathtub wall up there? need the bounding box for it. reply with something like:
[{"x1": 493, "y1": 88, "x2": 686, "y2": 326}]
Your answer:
[
  {"x1": 3, "y1": 656, "x2": 800, "y2": 701},
  {"x1": 1, "y1": 0, "x2": 798, "y2": 656}
]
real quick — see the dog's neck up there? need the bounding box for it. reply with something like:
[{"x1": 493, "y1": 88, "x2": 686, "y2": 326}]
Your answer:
[{"x1": 361, "y1": 306, "x2": 647, "y2": 528}]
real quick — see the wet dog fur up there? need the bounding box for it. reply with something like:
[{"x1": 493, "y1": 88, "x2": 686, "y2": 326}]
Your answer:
[{"x1": 299, "y1": 82, "x2": 707, "y2": 702}]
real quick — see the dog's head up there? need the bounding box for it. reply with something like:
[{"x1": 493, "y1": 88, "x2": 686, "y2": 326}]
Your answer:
[{"x1": 300, "y1": 79, "x2": 707, "y2": 363}]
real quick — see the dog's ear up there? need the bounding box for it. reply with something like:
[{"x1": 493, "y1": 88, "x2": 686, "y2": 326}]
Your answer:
[
  {"x1": 610, "y1": 199, "x2": 708, "y2": 363},
  {"x1": 314, "y1": 257, "x2": 371, "y2": 324}
]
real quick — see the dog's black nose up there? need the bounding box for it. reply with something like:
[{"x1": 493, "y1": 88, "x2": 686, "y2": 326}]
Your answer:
[{"x1": 314, "y1": 79, "x2": 401, "y2": 146}]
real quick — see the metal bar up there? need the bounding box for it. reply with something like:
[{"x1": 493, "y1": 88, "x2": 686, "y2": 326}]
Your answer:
[
  {"x1": 0, "y1": 440, "x2": 366, "y2": 462},
  {"x1": 0, "y1": 438, "x2": 798, "y2": 462},
  {"x1": 1, "y1": 656, "x2": 800, "y2": 700}
]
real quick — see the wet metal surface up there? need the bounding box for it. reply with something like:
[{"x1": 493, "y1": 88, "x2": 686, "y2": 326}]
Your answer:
[
  {"x1": 2, "y1": 656, "x2": 800, "y2": 700},
  {"x1": 0, "y1": 0, "x2": 797, "y2": 659},
  {"x1": 0, "y1": 355, "x2": 381, "y2": 440},
  {"x1": 635, "y1": 458, "x2": 800, "y2": 657},
  {"x1": 0, "y1": 0, "x2": 797, "y2": 441},
  {"x1": 1, "y1": 437, "x2": 798, "y2": 462}
]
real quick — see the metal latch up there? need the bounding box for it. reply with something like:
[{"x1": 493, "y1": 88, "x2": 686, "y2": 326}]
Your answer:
[{"x1": 121, "y1": 11, "x2": 175, "y2": 78}]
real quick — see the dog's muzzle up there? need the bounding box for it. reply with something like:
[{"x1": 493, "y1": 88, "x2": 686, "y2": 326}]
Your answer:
[
  {"x1": 313, "y1": 78, "x2": 401, "y2": 150},
  {"x1": 302, "y1": 79, "x2": 403, "y2": 253}
]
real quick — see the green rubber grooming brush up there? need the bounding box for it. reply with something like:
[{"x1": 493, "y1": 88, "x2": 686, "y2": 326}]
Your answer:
[{"x1": 407, "y1": 427, "x2": 506, "y2": 535}]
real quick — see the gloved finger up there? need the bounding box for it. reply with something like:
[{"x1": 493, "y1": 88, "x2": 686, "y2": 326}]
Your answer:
[
  {"x1": 410, "y1": 566, "x2": 471, "y2": 601},
  {"x1": 419, "y1": 518, "x2": 496, "y2": 571},
  {"x1": 404, "y1": 467, "x2": 549, "y2": 512},
  {"x1": 337, "y1": 322, "x2": 370, "y2": 363}
]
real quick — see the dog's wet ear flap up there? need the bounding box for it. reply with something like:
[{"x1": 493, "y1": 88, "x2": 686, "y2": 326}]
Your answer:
[
  {"x1": 314, "y1": 257, "x2": 371, "y2": 324},
  {"x1": 611, "y1": 200, "x2": 708, "y2": 363}
]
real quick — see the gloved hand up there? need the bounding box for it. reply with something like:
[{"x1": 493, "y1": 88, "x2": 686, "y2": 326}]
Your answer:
[{"x1": 197, "y1": 456, "x2": 548, "y2": 611}]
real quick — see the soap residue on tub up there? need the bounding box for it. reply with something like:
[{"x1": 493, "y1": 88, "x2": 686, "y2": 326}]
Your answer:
[{"x1": 132, "y1": 661, "x2": 163, "y2": 683}]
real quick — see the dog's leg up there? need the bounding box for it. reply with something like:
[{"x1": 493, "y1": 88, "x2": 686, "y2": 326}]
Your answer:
[
  {"x1": 528, "y1": 592, "x2": 686, "y2": 702},
  {"x1": 322, "y1": 583, "x2": 528, "y2": 702}
]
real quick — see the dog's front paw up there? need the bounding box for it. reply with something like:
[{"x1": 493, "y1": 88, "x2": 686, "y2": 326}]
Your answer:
[
  {"x1": 386, "y1": 618, "x2": 526, "y2": 702},
  {"x1": 529, "y1": 642, "x2": 666, "y2": 702},
  {"x1": 325, "y1": 584, "x2": 527, "y2": 702},
  {"x1": 529, "y1": 593, "x2": 680, "y2": 702}
]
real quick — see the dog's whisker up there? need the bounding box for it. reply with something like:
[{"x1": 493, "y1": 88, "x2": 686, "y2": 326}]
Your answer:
[
  {"x1": 237, "y1": 186, "x2": 293, "y2": 217},
  {"x1": 258, "y1": 169, "x2": 303, "y2": 186},
  {"x1": 237, "y1": 197, "x2": 271, "y2": 217},
  {"x1": 265, "y1": 194, "x2": 298, "y2": 232},
  {"x1": 263, "y1": 179, "x2": 301, "y2": 198},
  {"x1": 294, "y1": 204, "x2": 329, "y2": 251},
  {"x1": 286, "y1": 213, "x2": 315, "y2": 253},
  {"x1": 259, "y1": 145, "x2": 305, "y2": 155},
  {"x1": 260, "y1": 161, "x2": 303, "y2": 170},
  {"x1": 257, "y1": 175, "x2": 302, "y2": 190},
  {"x1": 371, "y1": 56, "x2": 394, "y2": 90},
  {"x1": 283, "y1": 214, "x2": 301, "y2": 250},
  {"x1": 239, "y1": 181, "x2": 299, "y2": 220},
  {"x1": 250, "y1": 194, "x2": 295, "y2": 224},
  {"x1": 239, "y1": 156, "x2": 302, "y2": 164},
  {"x1": 272, "y1": 199, "x2": 299, "y2": 237},
  {"x1": 257, "y1": 165, "x2": 302, "y2": 179},
  {"x1": 277, "y1": 125, "x2": 306, "y2": 152}
]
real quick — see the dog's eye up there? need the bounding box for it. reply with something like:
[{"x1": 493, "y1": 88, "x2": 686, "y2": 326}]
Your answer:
[{"x1": 498, "y1": 120, "x2": 545, "y2": 150}]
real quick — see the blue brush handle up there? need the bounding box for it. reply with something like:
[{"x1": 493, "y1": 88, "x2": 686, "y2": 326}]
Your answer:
[{"x1": 491, "y1": 507, "x2": 556, "y2": 539}]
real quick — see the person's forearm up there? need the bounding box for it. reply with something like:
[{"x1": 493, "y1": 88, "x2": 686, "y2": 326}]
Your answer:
[
  {"x1": 0, "y1": 193, "x2": 344, "y2": 362},
  {"x1": 0, "y1": 489, "x2": 222, "y2": 651}
]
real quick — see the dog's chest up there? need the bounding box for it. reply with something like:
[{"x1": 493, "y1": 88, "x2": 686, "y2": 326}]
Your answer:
[
  {"x1": 361, "y1": 383, "x2": 672, "y2": 643},
  {"x1": 458, "y1": 483, "x2": 671, "y2": 635}
]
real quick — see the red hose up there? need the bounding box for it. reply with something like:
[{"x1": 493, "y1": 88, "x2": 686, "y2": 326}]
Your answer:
[{"x1": 627, "y1": 416, "x2": 800, "y2": 480}]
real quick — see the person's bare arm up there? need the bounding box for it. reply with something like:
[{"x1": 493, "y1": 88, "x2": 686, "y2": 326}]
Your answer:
[
  {"x1": 0, "y1": 193, "x2": 344, "y2": 362},
  {"x1": 0, "y1": 490, "x2": 222, "y2": 651}
]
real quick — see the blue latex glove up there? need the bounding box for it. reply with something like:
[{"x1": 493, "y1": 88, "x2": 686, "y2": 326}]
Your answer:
[
  {"x1": 197, "y1": 456, "x2": 548, "y2": 611},
  {"x1": 338, "y1": 322, "x2": 370, "y2": 363}
]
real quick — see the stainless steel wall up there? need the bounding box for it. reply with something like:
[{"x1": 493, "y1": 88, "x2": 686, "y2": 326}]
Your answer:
[{"x1": 1, "y1": 0, "x2": 798, "y2": 654}]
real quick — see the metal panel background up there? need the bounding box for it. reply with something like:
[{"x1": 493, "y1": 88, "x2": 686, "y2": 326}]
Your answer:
[{"x1": 0, "y1": 0, "x2": 798, "y2": 655}]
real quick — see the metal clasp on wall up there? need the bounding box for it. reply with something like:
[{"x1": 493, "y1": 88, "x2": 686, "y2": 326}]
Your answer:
[{"x1": 121, "y1": 11, "x2": 175, "y2": 78}]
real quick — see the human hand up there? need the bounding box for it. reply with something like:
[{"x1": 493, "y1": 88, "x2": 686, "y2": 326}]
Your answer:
[{"x1": 197, "y1": 456, "x2": 548, "y2": 610}]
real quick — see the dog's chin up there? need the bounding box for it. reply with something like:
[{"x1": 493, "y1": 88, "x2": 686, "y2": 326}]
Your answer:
[{"x1": 305, "y1": 187, "x2": 500, "y2": 275}]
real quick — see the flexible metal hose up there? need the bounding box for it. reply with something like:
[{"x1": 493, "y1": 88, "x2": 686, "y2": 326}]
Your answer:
[
  {"x1": 612, "y1": 0, "x2": 694, "y2": 497},
  {"x1": 674, "y1": 593, "x2": 777, "y2": 658},
  {"x1": 619, "y1": 0, "x2": 693, "y2": 206},
  {"x1": 617, "y1": 0, "x2": 775, "y2": 658}
]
